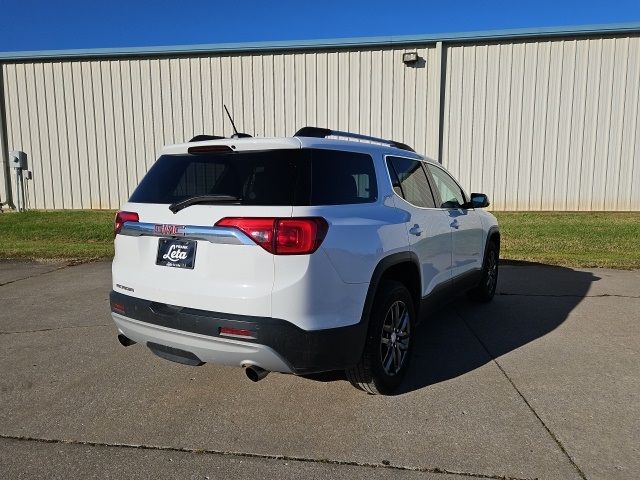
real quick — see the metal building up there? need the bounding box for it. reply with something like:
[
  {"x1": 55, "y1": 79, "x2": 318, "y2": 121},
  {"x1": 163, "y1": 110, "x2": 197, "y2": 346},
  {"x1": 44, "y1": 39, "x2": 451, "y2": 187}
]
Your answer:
[{"x1": 1, "y1": 23, "x2": 639, "y2": 211}]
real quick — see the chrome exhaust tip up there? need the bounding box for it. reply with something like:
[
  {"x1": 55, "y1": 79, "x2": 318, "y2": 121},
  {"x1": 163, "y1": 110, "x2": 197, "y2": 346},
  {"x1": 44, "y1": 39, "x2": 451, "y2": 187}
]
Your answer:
[
  {"x1": 244, "y1": 365, "x2": 269, "y2": 382},
  {"x1": 117, "y1": 334, "x2": 136, "y2": 347}
]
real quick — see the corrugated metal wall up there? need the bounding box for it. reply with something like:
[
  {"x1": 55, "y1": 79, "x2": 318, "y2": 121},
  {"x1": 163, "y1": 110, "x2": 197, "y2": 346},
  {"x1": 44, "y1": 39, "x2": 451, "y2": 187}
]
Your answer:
[
  {"x1": 1, "y1": 34, "x2": 639, "y2": 210},
  {"x1": 0, "y1": 46, "x2": 440, "y2": 209},
  {"x1": 442, "y1": 36, "x2": 640, "y2": 210}
]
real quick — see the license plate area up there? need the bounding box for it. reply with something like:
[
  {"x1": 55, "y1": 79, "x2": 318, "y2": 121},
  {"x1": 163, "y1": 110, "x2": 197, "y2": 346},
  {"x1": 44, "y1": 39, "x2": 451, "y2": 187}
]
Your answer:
[{"x1": 156, "y1": 238, "x2": 197, "y2": 269}]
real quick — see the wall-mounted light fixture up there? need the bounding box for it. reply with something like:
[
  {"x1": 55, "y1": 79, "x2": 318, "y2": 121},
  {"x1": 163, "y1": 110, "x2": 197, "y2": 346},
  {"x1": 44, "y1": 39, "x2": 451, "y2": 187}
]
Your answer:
[{"x1": 402, "y1": 52, "x2": 419, "y2": 65}]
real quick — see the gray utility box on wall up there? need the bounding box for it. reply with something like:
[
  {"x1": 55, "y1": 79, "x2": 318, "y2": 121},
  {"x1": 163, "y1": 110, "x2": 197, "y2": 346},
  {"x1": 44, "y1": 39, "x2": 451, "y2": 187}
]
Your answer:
[
  {"x1": 9, "y1": 150, "x2": 28, "y2": 211},
  {"x1": 10, "y1": 150, "x2": 27, "y2": 170}
]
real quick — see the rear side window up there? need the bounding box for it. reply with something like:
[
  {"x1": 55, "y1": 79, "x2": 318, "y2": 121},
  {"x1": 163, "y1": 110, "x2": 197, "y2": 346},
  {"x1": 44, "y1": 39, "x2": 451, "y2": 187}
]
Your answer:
[
  {"x1": 129, "y1": 148, "x2": 377, "y2": 206},
  {"x1": 386, "y1": 157, "x2": 436, "y2": 208},
  {"x1": 307, "y1": 149, "x2": 377, "y2": 205}
]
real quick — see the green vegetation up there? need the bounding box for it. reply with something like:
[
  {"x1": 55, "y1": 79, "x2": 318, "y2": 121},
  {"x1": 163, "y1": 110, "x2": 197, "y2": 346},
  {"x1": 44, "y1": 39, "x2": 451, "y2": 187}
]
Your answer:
[
  {"x1": 0, "y1": 210, "x2": 114, "y2": 261},
  {"x1": 0, "y1": 210, "x2": 638, "y2": 269},
  {"x1": 494, "y1": 212, "x2": 640, "y2": 270}
]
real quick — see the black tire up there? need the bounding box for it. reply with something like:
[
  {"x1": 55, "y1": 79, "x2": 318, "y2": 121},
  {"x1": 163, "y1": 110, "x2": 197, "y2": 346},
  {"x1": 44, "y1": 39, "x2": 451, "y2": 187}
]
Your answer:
[
  {"x1": 346, "y1": 280, "x2": 415, "y2": 395},
  {"x1": 468, "y1": 240, "x2": 499, "y2": 302}
]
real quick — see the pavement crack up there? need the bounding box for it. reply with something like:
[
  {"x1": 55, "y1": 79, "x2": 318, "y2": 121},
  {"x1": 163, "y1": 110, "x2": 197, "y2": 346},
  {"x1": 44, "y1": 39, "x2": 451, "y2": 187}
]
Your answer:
[
  {"x1": 0, "y1": 263, "x2": 75, "y2": 287},
  {"x1": 0, "y1": 324, "x2": 110, "y2": 335},
  {"x1": 455, "y1": 309, "x2": 588, "y2": 480},
  {"x1": 0, "y1": 434, "x2": 538, "y2": 480}
]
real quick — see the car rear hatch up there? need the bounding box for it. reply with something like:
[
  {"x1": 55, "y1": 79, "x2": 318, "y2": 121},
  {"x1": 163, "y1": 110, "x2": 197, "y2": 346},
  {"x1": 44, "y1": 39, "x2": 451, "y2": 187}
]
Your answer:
[
  {"x1": 112, "y1": 139, "x2": 380, "y2": 324},
  {"x1": 112, "y1": 139, "x2": 302, "y2": 317}
]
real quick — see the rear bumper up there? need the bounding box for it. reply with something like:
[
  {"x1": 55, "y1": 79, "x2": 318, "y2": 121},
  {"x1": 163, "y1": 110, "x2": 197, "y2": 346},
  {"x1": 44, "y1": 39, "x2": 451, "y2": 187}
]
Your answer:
[
  {"x1": 113, "y1": 312, "x2": 294, "y2": 373},
  {"x1": 110, "y1": 291, "x2": 367, "y2": 374}
]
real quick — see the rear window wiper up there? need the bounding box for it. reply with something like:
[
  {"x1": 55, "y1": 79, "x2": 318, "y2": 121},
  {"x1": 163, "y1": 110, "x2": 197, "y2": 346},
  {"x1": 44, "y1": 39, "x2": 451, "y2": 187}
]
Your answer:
[{"x1": 169, "y1": 195, "x2": 241, "y2": 213}]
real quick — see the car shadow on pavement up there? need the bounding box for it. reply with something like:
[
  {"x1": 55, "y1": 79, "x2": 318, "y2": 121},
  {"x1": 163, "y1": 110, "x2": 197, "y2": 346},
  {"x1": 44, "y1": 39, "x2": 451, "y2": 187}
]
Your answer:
[
  {"x1": 304, "y1": 264, "x2": 600, "y2": 394},
  {"x1": 398, "y1": 264, "x2": 600, "y2": 394}
]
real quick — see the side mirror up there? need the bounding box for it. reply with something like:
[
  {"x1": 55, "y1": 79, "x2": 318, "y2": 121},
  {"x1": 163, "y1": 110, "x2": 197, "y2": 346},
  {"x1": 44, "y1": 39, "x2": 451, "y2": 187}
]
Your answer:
[{"x1": 469, "y1": 193, "x2": 490, "y2": 209}]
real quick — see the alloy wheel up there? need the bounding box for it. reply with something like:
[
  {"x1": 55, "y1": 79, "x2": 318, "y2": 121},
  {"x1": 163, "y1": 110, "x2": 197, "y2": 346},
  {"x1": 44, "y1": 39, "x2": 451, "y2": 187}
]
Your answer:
[
  {"x1": 379, "y1": 300, "x2": 411, "y2": 375},
  {"x1": 486, "y1": 250, "x2": 498, "y2": 291}
]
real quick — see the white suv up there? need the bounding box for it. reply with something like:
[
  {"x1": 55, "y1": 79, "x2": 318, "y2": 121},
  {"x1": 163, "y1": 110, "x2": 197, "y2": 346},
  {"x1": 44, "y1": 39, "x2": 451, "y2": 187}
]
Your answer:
[{"x1": 111, "y1": 127, "x2": 500, "y2": 394}]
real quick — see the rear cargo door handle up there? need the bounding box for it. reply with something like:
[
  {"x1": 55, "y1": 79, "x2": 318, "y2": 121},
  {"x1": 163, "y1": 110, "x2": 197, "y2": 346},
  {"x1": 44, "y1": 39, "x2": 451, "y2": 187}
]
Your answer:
[{"x1": 409, "y1": 224, "x2": 423, "y2": 236}]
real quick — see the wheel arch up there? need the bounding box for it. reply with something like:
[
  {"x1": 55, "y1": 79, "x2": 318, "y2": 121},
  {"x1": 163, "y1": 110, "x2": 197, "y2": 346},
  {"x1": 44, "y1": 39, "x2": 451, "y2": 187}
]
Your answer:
[
  {"x1": 360, "y1": 252, "x2": 422, "y2": 326},
  {"x1": 485, "y1": 226, "x2": 501, "y2": 261}
]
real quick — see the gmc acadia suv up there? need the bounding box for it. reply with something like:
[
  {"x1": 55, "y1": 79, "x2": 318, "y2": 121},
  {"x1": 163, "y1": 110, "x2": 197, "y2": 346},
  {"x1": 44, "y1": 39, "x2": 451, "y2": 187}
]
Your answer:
[{"x1": 110, "y1": 127, "x2": 500, "y2": 394}]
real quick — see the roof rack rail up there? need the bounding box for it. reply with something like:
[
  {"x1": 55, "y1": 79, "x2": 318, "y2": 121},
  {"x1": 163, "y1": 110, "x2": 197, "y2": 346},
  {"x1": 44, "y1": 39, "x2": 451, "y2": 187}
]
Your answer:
[{"x1": 294, "y1": 127, "x2": 415, "y2": 152}]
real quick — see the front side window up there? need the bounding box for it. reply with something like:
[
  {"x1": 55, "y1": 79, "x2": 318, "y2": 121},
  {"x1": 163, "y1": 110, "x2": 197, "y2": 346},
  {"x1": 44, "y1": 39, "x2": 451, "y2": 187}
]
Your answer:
[
  {"x1": 426, "y1": 164, "x2": 467, "y2": 208},
  {"x1": 386, "y1": 156, "x2": 436, "y2": 208}
]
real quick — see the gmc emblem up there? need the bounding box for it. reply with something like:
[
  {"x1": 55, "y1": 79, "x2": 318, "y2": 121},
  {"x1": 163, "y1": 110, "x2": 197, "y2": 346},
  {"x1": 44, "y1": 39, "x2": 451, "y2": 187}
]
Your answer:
[{"x1": 154, "y1": 224, "x2": 185, "y2": 236}]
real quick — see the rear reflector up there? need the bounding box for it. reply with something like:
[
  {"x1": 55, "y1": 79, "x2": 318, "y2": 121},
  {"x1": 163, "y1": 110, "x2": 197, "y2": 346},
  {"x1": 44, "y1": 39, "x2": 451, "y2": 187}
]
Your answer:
[
  {"x1": 215, "y1": 217, "x2": 328, "y2": 255},
  {"x1": 219, "y1": 327, "x2": 255, "y2": 338},
  {"x1": 111, "y1": 302, "x2": 126, "y2": 314},
  {"x1": 114, "y1": 211, "x2": 139, "y2": 237}
]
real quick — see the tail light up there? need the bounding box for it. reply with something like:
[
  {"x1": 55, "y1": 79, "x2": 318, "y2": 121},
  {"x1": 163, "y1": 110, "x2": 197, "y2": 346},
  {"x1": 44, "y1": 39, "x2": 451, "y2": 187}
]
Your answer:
[
  {"x1": 114, "y1": 211, "x2": 139, "y2": 237},
  {"x1": 215, "y1": 217, "x2": 328, "y2": 255}
]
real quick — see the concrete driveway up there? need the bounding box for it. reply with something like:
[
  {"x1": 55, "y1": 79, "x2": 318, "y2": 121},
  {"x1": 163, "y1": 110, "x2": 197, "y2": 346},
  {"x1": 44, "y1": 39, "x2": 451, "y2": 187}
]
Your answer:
[{"x1": 0, "y1": 260, "x2": 638, "y2": 480}]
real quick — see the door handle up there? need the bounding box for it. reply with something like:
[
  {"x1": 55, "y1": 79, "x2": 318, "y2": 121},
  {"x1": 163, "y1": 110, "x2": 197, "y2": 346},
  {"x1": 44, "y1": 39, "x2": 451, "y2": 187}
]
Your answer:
[
  {"x1": 409, "y1": 224, "x2": 423, "y2": 236},
  {"x1": 450, "y1": 219, "x2": 459, "y2": 229}
]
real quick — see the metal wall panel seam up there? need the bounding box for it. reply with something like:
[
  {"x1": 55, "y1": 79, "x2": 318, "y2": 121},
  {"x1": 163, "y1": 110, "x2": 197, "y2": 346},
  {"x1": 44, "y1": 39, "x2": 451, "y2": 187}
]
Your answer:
[
  {"x1": 3, "y1": 65, "x2": 17, "y2": 205},
  {"x1": 126, "y1": 61, "x2": 139, "y2": 193},
  {"x1": 6, "y1": 65, "x2": 21, "y2": 205},
  {"x1": 89, "y1": 63, "x2": 101, "y2": 207},
  {"x1": 574, "y1": 42, "x2": 590, "y2": 211},
  {"x1": 478, "y1": 45, "x2": 489, "y2": 192},
  {"x1": 19, "y1": 63, "x2": 38, "y2": 207},
  {"x1": 248, "y1": 55, "x2": 258, "y2": 135},
  {"x1": 132, "y1": 61, "x2": 146, "y2": 185},
  {"x1": 587, "y1": 39, "x2": 604, "y2": 210},
  {"x1": 612, "y1": 37, "x2": 630, "y2": 210},
  {"x1": 489, "y1": 46, "x2": 501, "y2": 207},
  {"x1": 56, "y1": 62, "x2": 73, "y2": 208},
  {"x1": 601, "y1": 39, "x2": 618, "y2": 211},
  {"x1": 65, "y1": 62, "x2": 81, "y2": 207},
  {"x1": 441, "y1": 44, "x2": 452, "y2": 170},
  {"x1": 563, "y1": 40, "x2": 579, "y2": 210},
  {"x1": 567, "y1": 40, "x2": 586, "y2": 210},
  {"x1": 590, "y1": 40, "x2": 611, "y2": 210},
  {"x1": 51, "y1": 63, "x2": 68, "y2": 208},
  {"x1": 118, "y1": 61, "x2": 130, "y2": 200},
  {"x1": 0, "y1": 64, "x2": 13, "y2": 208},
  {"x1": 81, "y1": 62, "x2": 95, "y2": 208},
  {"x1": 626, "y1": 39, "x2": 640, "y2": 209},
  {"x1": 548, "y1": 42, "x2": 564, "y2": 211},
  {"x1": 519, "y1": 44, "x2": 528, "y2": 209},
  {"x1": 502, "y1": 43, "x2": 514, "y2": 209},
  {"x1": 38, "y1": 64, "x2": 56, "y2": 208},
  {"x1": 536, "y1": 43, "x2": 550, "y2": 210},
  {"x1": 467, "y1": 46, "x2": 477, "y2": 198},
  {"x1": 106, "y1": 62, "x2": 119, "y2": 207}
]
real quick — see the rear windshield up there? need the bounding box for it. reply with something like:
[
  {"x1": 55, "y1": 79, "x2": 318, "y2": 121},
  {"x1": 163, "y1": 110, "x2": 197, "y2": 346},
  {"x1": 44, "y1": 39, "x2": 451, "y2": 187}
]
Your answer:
[{"x1": 129, "y1": 148, "x2": 377, "y2": 206}]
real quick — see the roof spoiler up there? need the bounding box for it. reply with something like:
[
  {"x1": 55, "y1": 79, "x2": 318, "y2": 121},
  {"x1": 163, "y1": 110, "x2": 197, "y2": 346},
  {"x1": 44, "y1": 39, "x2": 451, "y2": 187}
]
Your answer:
[
  {"x1": 294, "y1": 127, "x2": 415, "y2": 152},
  {"x1": 189, "y1": 135, "x2": 226, "y2": 142}
]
